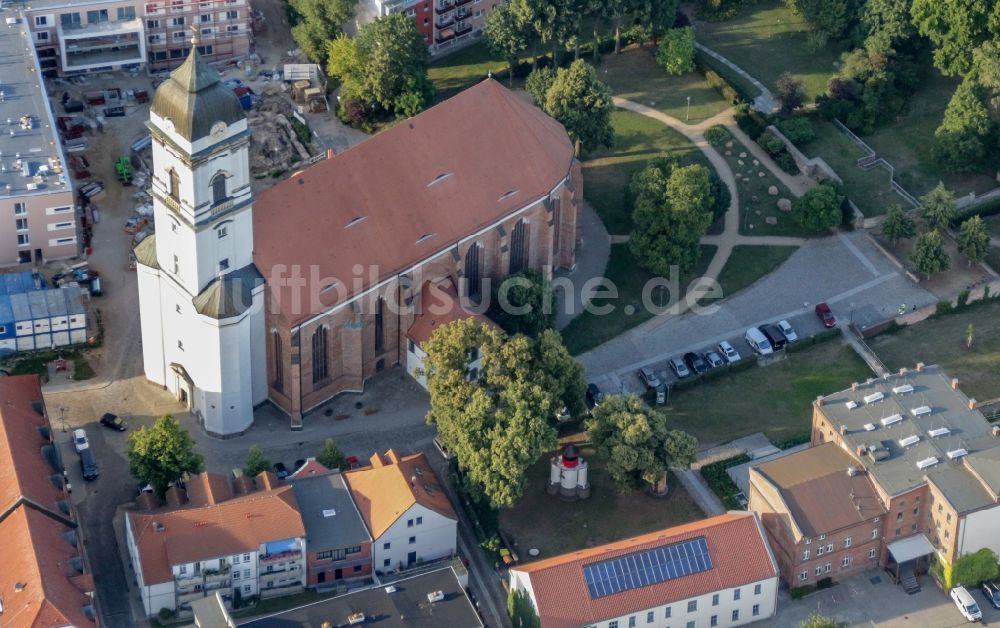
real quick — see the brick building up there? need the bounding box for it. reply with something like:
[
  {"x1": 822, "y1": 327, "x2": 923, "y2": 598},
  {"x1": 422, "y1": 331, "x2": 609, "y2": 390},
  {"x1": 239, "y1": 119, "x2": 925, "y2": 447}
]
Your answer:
[{"x1": 357, "y1": 0, "x2": 502, "y2": 55}]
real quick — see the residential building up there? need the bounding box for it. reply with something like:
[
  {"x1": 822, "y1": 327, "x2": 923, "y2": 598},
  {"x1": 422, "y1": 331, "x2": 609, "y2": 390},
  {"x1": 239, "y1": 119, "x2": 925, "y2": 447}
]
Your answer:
[
  {"x1": 288, "y1": 464, "x2": 374, "y2": 587},
  {"x1": 808, "y1": 364, "x2": 1000, "y2": 581},
  {"x1": 0, "y1": 272, "x2": 88, "y2": 353},
  {"x1": 0, "y1": 13, "x2": 77, "y2": 266},
  {"x1": 357, "y1": 0, "x2": 502, "y2": 55},
  {"x1": 239, "y1": 564, "x2": 483, "y2": 627},
  {"x1": 125, "y1": 478, "x2": 307, "y2": 618},
  {"x1": 21, "y1": 0, "x2": 250, "y2": 75},
  {"x1": 344, "y1": 450, "x2": 458, "y2": 573},
  {"x1": 0, "y1": 375, "x2": 98, "y2": 627},
  {"x1": 749, "y1": 442, "x2": 888, "y2": 587},
  {"x1": 509, "y1": 512, "x2": 780, "y2": 628},
  {"x1": 136, "y1": 48, "x2": 581, "y2": 435}
]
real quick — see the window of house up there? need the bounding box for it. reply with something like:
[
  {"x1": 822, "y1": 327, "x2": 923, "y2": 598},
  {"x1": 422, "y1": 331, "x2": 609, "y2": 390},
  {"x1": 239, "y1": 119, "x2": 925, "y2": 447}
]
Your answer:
[
  {"x1": 233, "y1": 570, "x2": 241, "y2": 579},
  {"x1": 383, "y1": 558, "x2": 391, "y2": 567},
  {"x1": 407, "y1": 519, "x2": 414, "y2": 528},
  {"x1": 35, "y1": 15, "x2": 47, "y2": 26},
  {"x1": 608, "y1": 622, "x2": 618, "y2": 628},
  {"x1": 844, "y1": 537, "x2": 852, "y2": 548},
  {"x1": 733, "y1": 588, "x2": 741, "y2": 601},
  {"x1": 819, "y1": 534, "x2": 826, "y2": 540},
  {"x1": 665, "y1": 607, "x2": 671, "y2": 618},
  {"x1": 243, "y1": 585, "x2": 251, "y2": 594},
  {"x1": 354, "y1": 565, "x2": 362, "y2": 572},
  {"x1": 687, "y1": 600, "x2": 696, "y2": 613},
  {"x1": 895, "y1": 528, "x2": 901, "y2": 536},
  {"x1": 685, "y1": 622, "x2": 695, "y2": 628},
  {"x1": 754, "y1": 584, "x2": 762, "y2": 595},
  {"x1": 408, "y1": 536, "x2": 415, "y2": 544},
  {"x1": 172, "y1": 16, "x2": 185, "y2": 25},
  {"x1": 226, "y1": 9, "x2": 238, "y2": 18},
  {"x1": 36, "y1": 30, "x2": 49, "y2": 41},
  {"x1": 14, "y1": 202, "x2": 26, "y2": 215},
  {"x1": 172, "y1": 254, "x2": 179, "y2": 274},
  {"x1": 628, "y1": 617, "x2": 635, "y2": 628},
  {"x1": 800, "y1": 571, "x2": 808, "y2": 581},
  {"x1": 753, "y1": 604, "x2": 760, "y2": 616},
  {"x1": 17, "y1": 234, "x2": 29, "y2": 246},
  {"x1": 169, "y1": 48, "x2": 184, "y2": 58},
  {"x1": 646, "y1": 611, "x2": 654, "y2": 623},
  {"x1": 168, "y1": 168, "x2": 180, "y2": 200},
  {"x1": 872, "y1": 528, "x2": 879, "y2": 539},
  {"x1": 732, "y1": 610, "x2": 740, "y2": 622},
  {"x1": 217, "y1": 225, "x2": 228, "y2": 239},
  {"x1": 243, "y1": 569, "x2": 250, "y2": 578},
  {"x1": 243, "y1": 553, "x2": 250, "y2": 562},
  {"x1": 897, "y1": 512, "x2": 903, "y2": 521},
  {"x1": 219, "y1": 258, "x2": 229, "y2": 271},
  {"x1": 198, "y1": 44, "x2": 214, "y2": 54},
  {"x1": 374, "y1": 296, "x2": 384, "y2": 353},
  {"x1": 312, "y1": 326, "x2": 328, "y2": 383},
  {"x1": 179, "y1": 565, "x2": 187, "y2": 574},
  {"x1": 15, "y1": 218, "x2": 28, "y2": 231},
  {"x1": 826, "y1": 544, "x2": 833, "y2": 553},
  {"x1": 61, "y1": 12, "x2": 81, "y2": 26},
  {"x1": 317, "y1": 550, "x2": 333, "y2": 559},
  {"x1": 416, "y1": 517, "x2": 422, "y2": 525},
  {"x1": 947, "y1": 513, "x2": 952, "y2": 522},
  {"x1": 816, "y1": 546, "x2": 824, "y2": 556},
  {"x1": 710, "y1": 616, "x2": 718, "y2": 627},
  {"x1": 945, "y1": 530, "x2": 950, "y2": 539},
  {"x1": 825, "y1": 563, "x2": 832, "y2": 573},
  {"x1": 804, "y1": 538, "x2": 811, "y2": 545},
  {"x1": 86, "y1": 9, "x2": 109, "y2": 22},
  {"x1": 118, "y1": 7, "x2": 136, "y2": 20},
  {"x1": 383, "y1": 542, "x2": 390, "y2": 550},
  {"x1": 815, "y1": 566, "x2": 822, "y2": 576},
  {"x1": 227, "y1": 24, "x2": 239, "y2": 31},
  {"x1": 911, "y1": 523, "x2": 917, "y2": 532},
  {"x1": 842, "y1": 556, "x2": 851, "y2": 567},
  {"x1": 711, "y1": 593, "x2": 719, "y2": 606},
  {"x1": 869, "y1": 548, "x2": 877, "y2": 559},
  {"x1": 201, "y1": 13, "x2": 212, "y2": 21},
  {"x1": 173, "y1": 30, "x2": 187, "y2": 38}
]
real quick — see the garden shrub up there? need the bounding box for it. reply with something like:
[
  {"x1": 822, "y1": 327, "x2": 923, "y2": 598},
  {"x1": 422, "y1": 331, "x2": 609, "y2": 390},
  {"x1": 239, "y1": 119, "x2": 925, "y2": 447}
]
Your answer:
[
  {"x1": 935, "y1": 300, "x2": 954, "y2": 316},
  {"x1": 704, "y1": 124, "x2": 732, "y2": 147},
  {"x1": 776, "y1": 117, "x2": 816, "y2": 145},
  {"x1": 757, "y1": 132, "x2": 785, "y2": 156},
  {"x1": 728, "y1": 358, "x2": 756, "y2": 373},
  {"x1": 671, "y1": 374, "x2": 704, "y2": 391},
  {"x1": 773, "y1": 433, "x2": 811, "y2": 449},
  {"x1": 700, "y1": 454, "x2": 750, "y2": 509},
  {"x1": 774, "y1": 150, "x2": 799, "y2": 175},
  {"x1": 790, "y1": 585, "x2": 816, "y2": 599},
  {"x1": 734, "y1": 103, "x2": 765, "y2": 140}
]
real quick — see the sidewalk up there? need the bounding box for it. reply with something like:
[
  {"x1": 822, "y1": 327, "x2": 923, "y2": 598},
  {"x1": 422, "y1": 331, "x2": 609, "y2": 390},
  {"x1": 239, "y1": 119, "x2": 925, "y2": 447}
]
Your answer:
[{"x1": 671, "y1": 466, "x2": 725, "y2": 516}]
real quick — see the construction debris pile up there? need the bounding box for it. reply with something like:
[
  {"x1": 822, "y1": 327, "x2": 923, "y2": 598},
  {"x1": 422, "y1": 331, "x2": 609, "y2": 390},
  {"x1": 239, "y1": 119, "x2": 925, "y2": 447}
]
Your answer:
[{"x1": 247, "y1": 87, "x2": 316, "y2": 178}]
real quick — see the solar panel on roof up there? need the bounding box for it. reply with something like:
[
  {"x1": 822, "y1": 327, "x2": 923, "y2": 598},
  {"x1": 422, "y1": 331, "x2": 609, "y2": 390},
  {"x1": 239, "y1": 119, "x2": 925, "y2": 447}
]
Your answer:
[{"x1": 582, "y1": 536, "x2": 713, "y2": 599}]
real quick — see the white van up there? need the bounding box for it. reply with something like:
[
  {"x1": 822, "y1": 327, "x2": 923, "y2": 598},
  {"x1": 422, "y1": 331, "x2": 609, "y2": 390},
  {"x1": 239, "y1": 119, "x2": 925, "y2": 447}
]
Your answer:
[
  {"x1": 951, "y1": 586, "x2": 983, "y2": 622},
  {"x1": 745, "y1": 327, "x2": 773, "y2": 356}
]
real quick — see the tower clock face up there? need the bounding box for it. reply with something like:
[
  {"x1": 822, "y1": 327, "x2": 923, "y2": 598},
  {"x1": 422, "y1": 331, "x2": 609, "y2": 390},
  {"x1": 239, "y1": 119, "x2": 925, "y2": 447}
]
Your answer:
[{"x1": 210, "y1": 121, "x2": 228, "y2": 138}]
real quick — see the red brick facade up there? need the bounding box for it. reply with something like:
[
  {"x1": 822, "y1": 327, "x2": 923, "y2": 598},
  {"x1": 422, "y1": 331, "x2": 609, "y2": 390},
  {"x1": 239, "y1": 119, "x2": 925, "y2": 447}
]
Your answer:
[{"x1": 306, "y1": 544, "x2": 373, "y2": 586}]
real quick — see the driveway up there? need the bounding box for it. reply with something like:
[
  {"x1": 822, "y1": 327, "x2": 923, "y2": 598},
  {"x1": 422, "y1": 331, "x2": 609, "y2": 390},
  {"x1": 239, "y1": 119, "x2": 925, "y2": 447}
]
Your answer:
[
  {"x1": 579, "y1": 231, "x2": 937, "y2": 393},
  {"x1": 764, "y1": 571, "x2": 1000, "y2": 627}
]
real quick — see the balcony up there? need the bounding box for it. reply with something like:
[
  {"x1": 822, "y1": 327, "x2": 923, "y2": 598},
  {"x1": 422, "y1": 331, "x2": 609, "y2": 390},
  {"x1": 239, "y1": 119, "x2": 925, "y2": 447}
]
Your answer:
[
  {"x1": 175, "y1": 570, "x2": 203, "y2": 584},
  {"x1": 203, "y1": 567, "x2": 231, "y2": 584},
  {"x1": 454, "y1": 0, "x2": 473, "y2": 7},
  {"x1": 435, "y1": 16, "x2": 454, "y2": 29},
  {"x1": 455, "y1": 22, "x2": 472, "y2": 36},
  {"x1": 259, "y1": 582, "x2": 304, "y2": 600},
  {"x1": 453, "y1": 8, "x2": 471, "y2": 20},
  {"x1": 176, "y1": 588, "x2": 205, "y2": 605},
  {"x1": 435, "y1": 30, "x2": 455, "y2": 43},
  {"x1": 434, "y1": 2, "x2": 454, "y2": 15},
  {"x1": 260, "y1": 549, "x2": 302, "y2": 565},
  {"x1": 210, "y1": 198, "x2": 234, "y2": 216}
]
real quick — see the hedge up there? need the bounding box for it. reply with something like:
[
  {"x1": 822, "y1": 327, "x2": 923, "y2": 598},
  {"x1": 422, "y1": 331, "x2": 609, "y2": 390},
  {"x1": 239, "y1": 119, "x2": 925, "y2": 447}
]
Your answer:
[
  {"x1": 694, "y1": 51, "x2": 753, "y2": 104},
  {"x1": 700, "y1": 454, "x2": 751, "y2": 510}
]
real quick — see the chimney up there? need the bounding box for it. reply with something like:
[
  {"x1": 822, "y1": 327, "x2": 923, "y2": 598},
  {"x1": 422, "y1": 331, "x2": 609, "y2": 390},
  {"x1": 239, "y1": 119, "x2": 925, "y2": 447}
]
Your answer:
[
  {"x1": 969, "y1": 398, "x2": 977, "y2": 410},
  {"x1": 993, "y1": 426, "x2": 1000, "y2": 438},
  {"x1": 952, "y1": 378, "x2": 959, "y2": 390},
  {"x1": 916, "y1": 362, "x2": 925, "y2": 372},
  {"x1": 410, "y1": 475, "x2": 417, "y2": 487},
  {"x1": 816, "y1": 395, "x2": 824, "y2": 406},
  {"x1": 851, "y1": 382, "x2": 859, "y2": 392},
  {"x1": 326, "y1": 148, "x2": 334, "y2": 160},
  {"x1": 856, "y1": 446, "x2": 865, "y2": 457},
  {"x1": 840, "y1": 425, "x2": 848, "y2": 436},
  {"x1": 899, "y1": 367, "x2": 907, "y2": 376},
  {"x1": 846, "y1": 466, "x2": 858, "y2": 477}
]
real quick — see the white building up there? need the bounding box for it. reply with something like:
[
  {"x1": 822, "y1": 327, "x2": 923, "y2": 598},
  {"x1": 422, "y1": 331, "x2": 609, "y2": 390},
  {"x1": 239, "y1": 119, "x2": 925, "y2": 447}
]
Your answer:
[
  {"x1": 135, "y1": 36, "x2": 266, "y2": 436},
  {"x1": 509, "y1": 513, "x2": 780, "y2": 628},
  {"x1": 344, "y1": 450, "x2": 458, "y2": 573}
]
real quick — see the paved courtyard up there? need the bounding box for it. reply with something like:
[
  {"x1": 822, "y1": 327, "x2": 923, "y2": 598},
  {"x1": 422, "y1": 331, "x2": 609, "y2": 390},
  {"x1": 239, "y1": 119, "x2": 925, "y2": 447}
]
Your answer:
[{"x1": 578, "y1": 231, "x2": 937, "y2": 393}]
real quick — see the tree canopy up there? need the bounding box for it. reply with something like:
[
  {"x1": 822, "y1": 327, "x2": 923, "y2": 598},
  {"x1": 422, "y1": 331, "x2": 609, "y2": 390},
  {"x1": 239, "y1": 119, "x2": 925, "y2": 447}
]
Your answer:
[
  {"x1": 911, "y1": 0, "x2": 999, "y2": 77},
  {"x1": 880, "y1": 204, "x2": 916, "y2": 245},
  {"x1": 953, "y1": 548, "x2": 1000, "y2": 588},
  {"x1": 326, "y1": 14, "x2": 433, "y2": 119},
  {"x1": 785, "y1": 0, "x2": 864, "y2": 42},
  {"x1": 422, "y1": 320, "x2": 584, "y2": 507},
  {"x1": 792, "y1": 183, "x2": 844, "y2": 231},
  {"x1": 289, "y1": 0, "x2": 358, "y2": 65},
  {"x1": 317, "y1": 438, "x2": 348, "y2": 470},
  {"x1": 585, "y1": 394, "x2": 697, "y2": 491},
  {"x1": 525, "y1": 66, "x2": 556, "y2": 105},
  {"x1": 489, "y1": 269, "x2": 555, "y2": 338},
  {"x1": 918, "y1": 182, "x2": 957, "y2": 231},
  {"x1": 775, "y1": 72, "x2": 807, "y2": 114},
  {"x1": 127, "y1": 415, "x2": 203, "y2": 496},
  {"x1": 484, "y1": 3, "x2": 531, "y2": 86},
  {"x1": 910, "y1": 229, "x2": 951, "y2": 278},
  {"x1": 957, "y1": 215, "x2": 990, "y2": 264},
  {"x1": 800, "y1": 615, "x2": 848, "y2": 628},
  {"x1": 655, "y1": 27, "x2": 696, "y2": 76},
  {"x1": 629, "y1": 159, "x2": 715, "y2": 276},
  {"x1": 933, "y1": 80, "x2": 997, "y2": 173},
  {"x1": 543, "y1": 60, "x2": 615, "y2": 153},
  {"x1": 243, "y1": 445, "x2": 271, "y2": 477}
]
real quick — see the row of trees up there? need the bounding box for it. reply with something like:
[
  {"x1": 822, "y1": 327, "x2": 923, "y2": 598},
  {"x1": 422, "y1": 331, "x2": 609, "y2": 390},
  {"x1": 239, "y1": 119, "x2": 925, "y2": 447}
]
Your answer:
[{"x1": 243, "y1": 438, "x2": 348, "y2": 477}]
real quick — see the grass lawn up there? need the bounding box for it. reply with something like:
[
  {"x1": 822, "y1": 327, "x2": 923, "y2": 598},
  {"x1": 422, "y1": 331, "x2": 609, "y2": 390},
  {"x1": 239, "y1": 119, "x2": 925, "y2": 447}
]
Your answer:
[
  {"x1": 716, "y1": 245, "x2": 798, "y2": 298},
  {"x1": 863, "y1": 72, "x2": 999, "y2": 199},
  {"x1": 803, "y1": 118, "x2": 902, "y2": 217},
  {"x1": 869, "y1": 300, "x2": 1000, "y2": 401},
  {"x1": 562, "y1": 243, "x2": 716, "y2": 355},
  {"x1": 598, "y1": 47, "x2": 731, "y2": 123},
  {"x1": 499, "y1": 444, "x2": 704, "y2": 559},
  {"x1": 428, "y1": 42, "x2": 509, "y2": 102},
  {"x1": 664, "y1": 340, "x2": 871, "y2": 446},
  {"x1": 720, "y1": 138, "x2": 813, "y2": 236},
  {"x1": 694, "y1": 0, "x2": 844, "y2": 101},
  {"x1": 583, "y1": 109, "x2": 709, "y2": 234}
]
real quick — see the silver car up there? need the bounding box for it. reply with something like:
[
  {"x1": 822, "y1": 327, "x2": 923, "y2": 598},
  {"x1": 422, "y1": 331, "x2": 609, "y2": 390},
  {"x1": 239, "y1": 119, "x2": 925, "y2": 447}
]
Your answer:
[
  {"x1": 638, "y1": 366, "x2": 662, "y2": 389},
  {"x1": 717, "y1": 340, "x2": 741, "y2": 363},
  {"x1": 777, "y1": 319, "x2": 798, "y2": 342}
]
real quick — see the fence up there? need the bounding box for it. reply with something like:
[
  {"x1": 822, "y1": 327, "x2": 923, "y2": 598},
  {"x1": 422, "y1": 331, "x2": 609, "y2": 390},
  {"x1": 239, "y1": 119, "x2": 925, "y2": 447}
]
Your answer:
[{"x1": 832, "y1": 119, "x2": 921, "y2": 209}]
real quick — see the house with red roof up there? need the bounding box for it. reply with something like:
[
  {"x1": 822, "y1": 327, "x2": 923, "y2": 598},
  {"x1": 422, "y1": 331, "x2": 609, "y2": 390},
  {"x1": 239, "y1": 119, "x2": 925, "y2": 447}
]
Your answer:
[{"x1": 508, "y1": 513, "x2": 779, "y2": 628}]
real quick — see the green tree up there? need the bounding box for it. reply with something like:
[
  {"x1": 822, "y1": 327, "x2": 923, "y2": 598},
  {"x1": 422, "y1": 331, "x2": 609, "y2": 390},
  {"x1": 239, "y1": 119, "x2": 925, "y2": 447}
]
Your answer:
[
  {"x1": 537, "y1": 328, "x2": 587, "y2": 417},
  {"x1": 775, "y1": 72, "x2": 806, "y2": 113},
  {"x1": 881, "y1": 204, "x2": 917, "y2": 245},
  {"x1": 508, "y1": 588, "x2": 541, "y2": 628},
  {"x1": 639, "y1": 0, "x2": 681, "y2": 46},
  {"x1": 510, "y1": 0, "x2": 576, "y2": 64},
  {"x1": 484, "y1": 4, "x2": 531, "y2": 86},
  {"x1": 655, "y1": 27, "x2": 695, "y2": 76},
  {"x1": 490, "y1": 269, "x2": 555, "y2": 338},
  {"x1": 910, "y1": 229, "x2": 951, "y2": 278},
  {"x1": 288, "y1": 0, "x2": 359, "y2": 65},
  {"x1": 957, "y1": 215, "x2": 990, "y2": 265},
  {"x1": 544, "y1": 60, "x2": 615, "y2": 154},
  {"x1": 791, "y1": 183, "x2": 844, "y2": 231},
  {"x1": 326, "y1": 14, "x2": 433, "y2": 118},
  {"x1": 918, "y1": 182, "x2": 957, "y2": 231},
  {"x1": 585, "y1": 394, "x2": 697, "y2": 492},
  {"x1": 243, "y1": 445, "x2": 271, "y2": 477},
  {"x1": 127, "y1": 415, "x2": 204, "y2": 497},
  {"x1": 785, "y1": 0, "x2": 864, "y2": 41},
  {"x1": 953, "y1": 549, "x2": 1000, "y2": 586},
  {"x1": 862, "y1": 0, "x2": 915, "y2": 54},
  {"x1": 525, "y1": 66, "x2": 556, "y2": 105},
  {"x1": 933, "y1": 80, "x2": 996, "y2": 173},
  {"x1": 629, "y1": 161, "x2": 715, "y2": 275},
  {"x1": 972, "y1": 40, "x2": 1000, "y2": 111},
  {"x1": 317, "y1": 438, "x2": 348, "y2": 470},
  {"x1": 423, "y1": 319, "x2": 584, "y2": 507},
  {"x1": 800, "y1": 614, "x2": 848, "y2": 628},
  {"x1": 911, "y1": 0, "x2": 997, "y2": 77}
]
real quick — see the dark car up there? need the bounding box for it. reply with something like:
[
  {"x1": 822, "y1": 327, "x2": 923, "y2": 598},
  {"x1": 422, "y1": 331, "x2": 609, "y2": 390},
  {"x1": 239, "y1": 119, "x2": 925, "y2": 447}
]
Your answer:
[
  {"x1": 815, "y1": 302, "x2": 837, "y2": 328},
  {"x1": 103, "y1": 106, "x2": 126, "y2": 117},
  {"x1": 983, "y1": 581, "x2": 1000, "y2": 609},
  {"x1": 273, "y1": 462, "x2": 289, "y2": 480},
  {"x1": 759, "y1": 324, "x2": 788, "y2": 351},
  {"x1": 80, "y1": 448, "x2": 99, "y2": 481},
  {"x1": 585, "y1": 383, "x2": 604, "y2": 410},
  {"x1": 704, "y1": 350, "x2": 725, "y2": 368},
  {"x1": 100, "y1": 412, "x2": 127, "y2": 431},
  {"x1": 683, "y1": 351, "x2": 708, "y2": 374}
]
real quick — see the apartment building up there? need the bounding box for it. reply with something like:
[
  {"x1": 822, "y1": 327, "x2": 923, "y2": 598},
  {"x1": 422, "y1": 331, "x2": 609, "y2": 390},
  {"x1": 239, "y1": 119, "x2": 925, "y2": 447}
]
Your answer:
[
  {"x1": 21, "y1": 0, "x2": 250, "y2": 75},
  {"x1": 509, "y1": 513, "x2": 779, "y2": 628},
  {"x1": 0, "y1": 13, "x2": 77, "y2": 266},
  {"x1": 750, "y1": 364, "x2": 1000, "y2": 591},
  {"x1": 749, "y1": 442, "x2": 888, "y2": 587},
  {"x1": 358, "y1": 0, "x2": 502, "y2": 54}
]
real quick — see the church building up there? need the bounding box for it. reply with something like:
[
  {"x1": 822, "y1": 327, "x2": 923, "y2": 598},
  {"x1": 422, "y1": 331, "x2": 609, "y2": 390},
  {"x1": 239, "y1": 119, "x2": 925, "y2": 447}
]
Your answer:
[{"x1": 136, "y1": 43, "x2": 582, "y2": 436}]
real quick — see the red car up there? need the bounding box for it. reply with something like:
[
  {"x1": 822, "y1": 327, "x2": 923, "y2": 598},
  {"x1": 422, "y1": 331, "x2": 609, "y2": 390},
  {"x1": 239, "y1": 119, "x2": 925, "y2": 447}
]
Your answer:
[{"x1": 815, "y1": 302, "x2": 837, "y2": 328}]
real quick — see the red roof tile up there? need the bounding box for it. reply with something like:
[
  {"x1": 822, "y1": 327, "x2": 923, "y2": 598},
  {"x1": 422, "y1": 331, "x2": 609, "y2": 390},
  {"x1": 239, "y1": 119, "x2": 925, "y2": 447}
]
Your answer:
[
  {"x1": 252, "y1": 79, "x2": 575, "y2": 325},
  {"x1": 0, "y1": 376, "x2": 64, "y2": 516},
  {"x1": 185, "y1": 472, "x2": 233, "y2": 506},
  {"x1": 405, "y1": 279, "x2": 497, "y2": 346},
  {"x1": 289, "y1": 458, "x2": 330, "y2": 478},
  {"x1": 513, "y1": 513, "x2": 777, "y2": 628}
]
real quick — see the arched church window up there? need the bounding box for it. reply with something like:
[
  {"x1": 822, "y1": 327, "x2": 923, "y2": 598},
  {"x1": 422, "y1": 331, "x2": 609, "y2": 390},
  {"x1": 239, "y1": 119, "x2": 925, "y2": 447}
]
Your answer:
[
  {"x1": 272, "y1": 330, "x2": 283, "y2": 392},
  {"x1": 464, "y1": 242, "x2": 481, "y2": 300},
  {"x1": 312, "y1": 326, "x2": 328, "y2": 384},
  {"x1": 168, "y1": 168, "x2": 180, "y2": 201},
  {"x1": 211, "y1": 172, "x2": 227, "y2": 206},
  {"x1": 509, "y1": 219, "x2": 529, "y2": 274}
]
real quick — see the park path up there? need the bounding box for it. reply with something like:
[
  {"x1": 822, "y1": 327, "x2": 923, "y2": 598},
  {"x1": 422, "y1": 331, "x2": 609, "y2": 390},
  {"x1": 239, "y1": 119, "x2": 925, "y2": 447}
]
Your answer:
[
  {"x1": 693, "y1": 42, "x2": 777, "y2": 114},
  {"x1": 610, "y1": 97, "x2": 810, "y2": 319}
]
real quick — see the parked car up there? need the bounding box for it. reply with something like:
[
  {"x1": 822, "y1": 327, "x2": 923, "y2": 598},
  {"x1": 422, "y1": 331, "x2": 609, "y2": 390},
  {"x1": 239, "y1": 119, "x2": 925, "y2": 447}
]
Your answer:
[
  {"x1": 273, "y1": 462, "x2": 289, "y2": 480},
  {"x1": 982, "y1": 581, "x2": 1000, "y2": 610},
  {"x1": 79, "y1": 448, "x2": 99, "y2": 481},
  {"x1": 100, "y1": 412, "x2": 127, "y2": 431},
  {"x1": 717, "y1": 340, "x2": 741, "y2": 363},
  {"x1": 638, "y1": 366, "x2": 661, "y2": 389},
  {"x1": 815, "y1": 302, "x2": 836, "y2": 328},
  {"x1": 759, "y1": 324, "x2": 787, "y2": 351},
  {"x1": 745, "y1": 327, "x2": 773, "y2": 356},
  {"x1": 72, "y1": 428, "x2": 89, "y2": 453},
  {"x1": 433, "y1": 436, "x2": 455, "y2": 461},
  {"x1": 555, "y1": 406, "x2": 572, "y2": 422},
  {"x1": 704, "y1": 350, "x2": 725, "y2": 368},
  {"x1": 683, "y1": 352, "x2": 708, "y2": 374},
  {"x1": 668, "y1": 357, "x2": 690, "y2": 379},
  {"x1": 776, "y1": 319, "x2": 798, "y2": 342},
  {"x1": 951, "y1": 586, "x2": 983, "y2": 622},
  {"x1": 585, "y1": 383, "x2": 604, "y2": 411}
]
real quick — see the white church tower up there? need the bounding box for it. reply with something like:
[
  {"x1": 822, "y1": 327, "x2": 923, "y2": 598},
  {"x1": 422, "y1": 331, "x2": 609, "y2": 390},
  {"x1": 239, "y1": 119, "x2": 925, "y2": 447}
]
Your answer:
[{"x1": 135, "y1": 37, "x2": 266, "y2": 436}]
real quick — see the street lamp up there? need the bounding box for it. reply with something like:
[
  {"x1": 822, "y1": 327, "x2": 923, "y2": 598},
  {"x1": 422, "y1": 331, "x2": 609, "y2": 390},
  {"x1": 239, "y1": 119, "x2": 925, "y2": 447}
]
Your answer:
[
  {"x1": 686, "y1": 96, "x2": 691, "y2": 121},
  {"x1": 60, "y1": 406, "x2": 66, "y2": 433}
]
